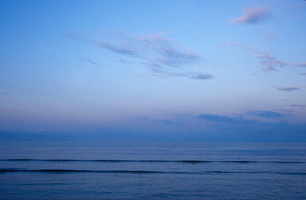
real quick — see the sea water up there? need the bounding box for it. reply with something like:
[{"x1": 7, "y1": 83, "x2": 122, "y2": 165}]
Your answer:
[{"x1": 0, "y1": 142, "x2": 306, "y2": 199}]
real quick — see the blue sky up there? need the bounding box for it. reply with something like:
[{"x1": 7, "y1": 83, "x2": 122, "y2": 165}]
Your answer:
[{"x1": 1, "y1": 0, "x2": 306, "y2": 142}]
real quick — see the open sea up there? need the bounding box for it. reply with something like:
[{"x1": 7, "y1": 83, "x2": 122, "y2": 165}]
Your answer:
[{"x1": 0, "y1": 142, "x2": 306, "y2": 200}]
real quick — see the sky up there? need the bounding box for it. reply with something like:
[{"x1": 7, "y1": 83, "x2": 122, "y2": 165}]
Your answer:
[{"x1": 0, "y1": 0, "x2": 306, "y2": 142}]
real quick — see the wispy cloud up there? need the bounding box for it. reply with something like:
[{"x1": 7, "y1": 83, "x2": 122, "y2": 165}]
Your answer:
[
  {"x1": 277, "y1": 109, "x2": 294, "y2": 113},
  {"x1": 196, "y1": 113, "x2": 306, "y2": 142},
  {"x1": 197, "y1": 113, "x2": 254, "y2": 124},
  {"x1": 222, "y1": 41, "x2": 289, "y2": 73},
  {"x1": 96, "y1": 42, "x2": 138, "y2": 56},
  {"x1": 253, "y1": 52, "x2": 288, "y2": 72},
  {"x1": 65, "y1": 31, "x2": 211, "y2": 80},
  {"x1": 152, "y1": 72, "x2": 213, "y2": 80},
  {"x1": 81, "y1": 58, "x2": 101, "y2": 65},
  {"x1": 189, "y1": 73, "x2": 213, "y2": 80},
  {"x1": 148, "y1": 63, "x2": 213, "y2": 80},
  {"x1": 0, "y1": 92, "x2": 13, "y2": 96},
  {"x1": 248, "y1": 110, "x2": 282, "y2": 117},
  {"x1": 232, "y1": 6, "x2": 273, "y2": 25},
  {"x1": 93, "y1": 31, "x2": 200, "y2": 67},
  {"x1": 272, "y1": 86, "x2": 300, "y2": 92},
  {"x1": 260, "y1": 29, "x2": 281, "y2": 43},
  {"x1": 142, "y1": 117, "x2": 185, "y2": 126},
  {"x1": 292, "y1": 62, "x2": 306, "y2": 68},
  {"x1": 160, "y1": 119, "x2": 184, "y2": 126},
  {"x1": 299, "y1": 73, "x2": 306, "y2": 75},
  {"x1": 291, "y1": 104, "x2": 306, "y2": 108},
  {"x1": 221, "y1": 41, "x2": 252, "y2": 56}
]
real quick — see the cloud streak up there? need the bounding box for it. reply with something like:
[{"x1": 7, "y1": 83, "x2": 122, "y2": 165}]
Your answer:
[
  {"x1": 81, "y1": 58, "x2": 101, "y2": 65},
  {"x1": 160, "y1": 119, "x2": 184, "y2": 126},
  {"x1": 148, "y1": 63, "x2": 213, "y2": 80},
  {"x1": 94, "y1": 32, "x2": 200, "y2": 67},
  {"x1": 0, "y1": 92, "x2": 13, "y2": 96},
  {"x1": 248, "y1": 110, "x2": 282, "y2": 118},
  {"x1": 292, "y1": 62, "x2": 306, "y2": 68},
  {"x1": 232, "y1": 6, "x2": 273, "y2": 24},
  {"x1": 223, "y1": 41, "x2": 290, "y2": 73},
  {"x1": 96, "y1": 42, "x2": 138, "y2": 57},
  {"x1": 196, "y1": 113, "x2": 306, "y2": 142},
  {"x1": 253, "y1": 53, "x2": 288, "y2": 72},
  {"x1": 291, "y1": 104, "x2": 306, "y2": 108},
  {"x1": 197, "y1": 114, "x2": 254, "y2": 124},
  {"x1": 189, "y1": 73, "x2": 213, "y2": 80},
  {"x1": 65, "y1": 31, "x2": 211, "y2": 80},
  {"x1": 272, "y1": 86, "x2": 300, "y2": 92}
]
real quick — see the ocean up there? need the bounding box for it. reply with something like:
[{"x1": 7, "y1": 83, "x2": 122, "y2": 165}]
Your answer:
[{"x1": 0, "y1": 142, "x2": 306, "y2": 200}]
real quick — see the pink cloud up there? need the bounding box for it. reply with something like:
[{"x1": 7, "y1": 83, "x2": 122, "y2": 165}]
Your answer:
[
  {"x1": 232, "y1": 7, "x2": 273, "y2": 24},
  {"x1": 292, "y1": 62, "x2": 306, "y2": 67},
  {"x1": 253, "y1": 53, "x2": 288, "y2": 72}
]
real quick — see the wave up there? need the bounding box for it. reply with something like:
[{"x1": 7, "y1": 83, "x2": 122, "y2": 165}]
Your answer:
[
  {"x1": 1, "y1": 168, "x2": 306, "y2": 175},
  {"x1": 1, "y1": 159, "x2": 305, "y2": 164},
  {"x1": 0, "y1": 168, "x2": 164, "y2": 174}
]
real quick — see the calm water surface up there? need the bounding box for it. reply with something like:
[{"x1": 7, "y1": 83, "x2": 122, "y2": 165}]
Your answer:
[{"x1": 0, "y1": 142, "x2": 306, "y2": 199}]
